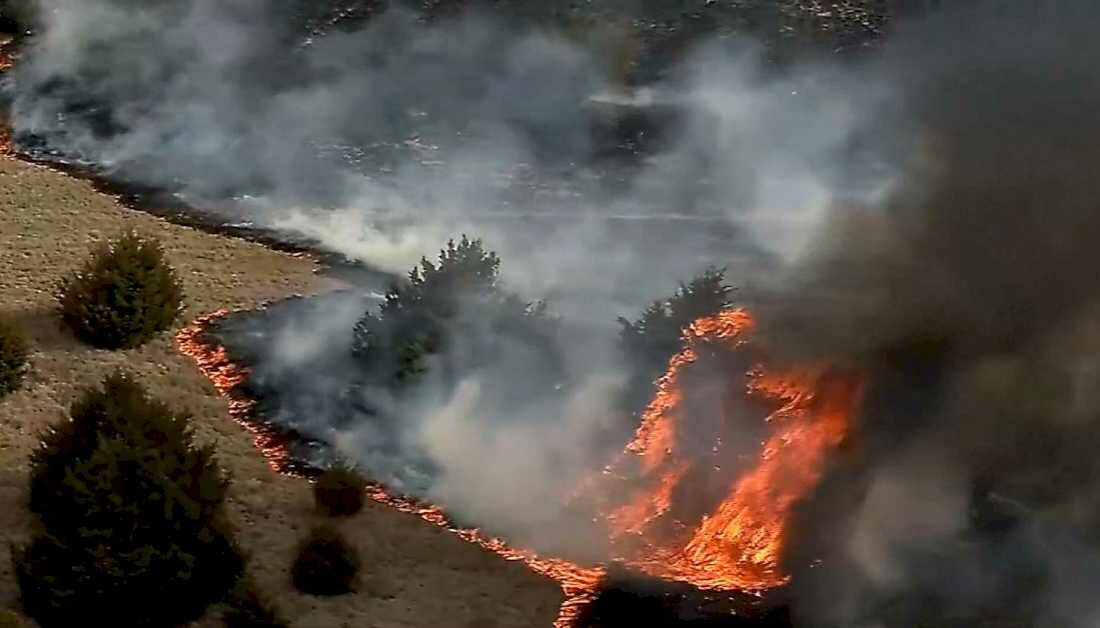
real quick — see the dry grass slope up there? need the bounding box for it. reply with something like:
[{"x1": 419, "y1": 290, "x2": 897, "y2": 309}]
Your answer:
[{"x1": 0, "y1": 156, "x2": 561, "y2": 627}]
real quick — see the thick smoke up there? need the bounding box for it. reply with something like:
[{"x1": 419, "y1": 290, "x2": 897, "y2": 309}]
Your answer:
[
  {"x1": 762, "y1": 3, "x2": 1100, "y2": 626},
  {"x1": 8, "y1": 0, "x2": 860, "y2": 546},
  {"x1": 760, "y1": 1, "x2": 1100, "y2": 363},
  {"x1": 14, "y1": 0, "x2": 1100, "y2": 625},
  {"x1": 417, "y1": 373, "x2": 625, "y2": 554},
  {"x1": 8, "y1": 0, "x2": 866, "y2": 319}
]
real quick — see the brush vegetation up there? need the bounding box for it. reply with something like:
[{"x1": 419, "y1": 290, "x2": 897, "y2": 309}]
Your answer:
[
  {"x1": 16, "y1": 372, "x2": 243, "y2": 627},
  {"x1": 291, "y1": 525, "x2": 361, "y2": 596},
  {"x1": 56, "y1": 229, "x2": 183, "y2": 350},
  {"x1": 351, "y1": 235, "x2": 734, "y2": 442},
  {"x1": 352, "y1": 235, "x2": 562, "y2": 389},
  {"x1": 617, "y1": 266, "x2": 735, "y2": 407},
  {"x1": 0, "y1": 317, "x2": 28, "y2": 398},
  {"x1": 313, "y1": 465, "x2": 367, "y2": 517}
]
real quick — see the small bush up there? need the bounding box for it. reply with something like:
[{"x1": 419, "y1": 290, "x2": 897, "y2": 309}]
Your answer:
[
  {"x1": 56, "y1": 229, "x2": 183, "y2": 350},
  {"x1": 313, "y1": 466, "x2": 366, "y2": 517},
  {"x1": 291, "y1": 525, "x2": 360, "y2": 596},
  {"x1": 223, "y1": 577, "x2": 288, "y2": 628},
  {"x1": 17, "y1": 372, "x2": 243, "y2": 627},
  {"x1": 0, "y1": 318, "x2": 28, "y2": 398}
]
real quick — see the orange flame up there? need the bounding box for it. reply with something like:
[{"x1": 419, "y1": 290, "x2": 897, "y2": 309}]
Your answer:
[
  {"x1": 176, "y1": 307, "x2": 863, "y2": 626},
  {"x1": 0, "y1": 38, "x2": 14, "y2": 73},
  {"x1": 0, "y1": 38, "x2": 16, "y2": 156},
  {"x1": 175, "y1": 311, "x2": 296, "y2": 474},
  {"x1": 362, "y1": 486, "x2": 607, "y2": 628},
  {"x1": 584, "y1": 308, "x2": 865, "y2": 593}
]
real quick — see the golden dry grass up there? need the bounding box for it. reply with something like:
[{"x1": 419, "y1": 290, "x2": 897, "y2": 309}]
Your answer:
[{"x1": 0, "y1": 156, "x2": 562, "y2": 627}]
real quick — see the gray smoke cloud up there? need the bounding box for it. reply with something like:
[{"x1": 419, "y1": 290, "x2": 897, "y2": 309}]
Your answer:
[
  {"x1": 8, "y1": 2, "x2": 858, "y2": 558},
  {"x1": 8, "y1": 0, "x2": 868, "y2": 320},
  {"x1": 761, "y1": 3, "x2": 1100, "y2": 626},
  {"x1": 759, "y1": 2, "x2": 1100, "y2": 362},
  {"x1": 14, "y1": 0, "x2": 1100, "y2": 625}
]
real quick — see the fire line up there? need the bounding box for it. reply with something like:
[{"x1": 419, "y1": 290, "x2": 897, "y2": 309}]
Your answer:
[{"x1": 175, "y1": 307, "x2": 863, "y2": 626}]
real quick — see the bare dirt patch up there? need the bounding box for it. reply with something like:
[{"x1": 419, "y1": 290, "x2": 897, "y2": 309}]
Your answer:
[{"x1": 0, "y1": 156, "x2": 562, "y2": 627}]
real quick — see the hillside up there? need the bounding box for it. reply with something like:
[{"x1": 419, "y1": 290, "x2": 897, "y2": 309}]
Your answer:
[{"x1": 0, "y1": 155, "x2": 563, "y2": 627}]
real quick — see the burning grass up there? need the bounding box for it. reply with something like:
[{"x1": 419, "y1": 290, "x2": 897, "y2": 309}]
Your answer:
[
  {"x1": 176, "y1": 310, "x2": 298, "y2": 475},
  {"x1": 176, "y1": 311, "x2": 607, "y2": 627},
  {"x1": 580, "y1": 310, "x2": 865, "y2": 594},
  {"x1": 177, "y1": 306, "x2": 865, "y2": 626}
]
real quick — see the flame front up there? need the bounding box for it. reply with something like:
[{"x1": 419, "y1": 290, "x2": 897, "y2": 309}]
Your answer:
[
  {"x1": 176, "y1": 307, "x2": 863, "y2": 626},
  {"x1": 585, "y1": 308, "x2": 864, "y2": 593},
  {"x1": 176, "y1": 311, "x2": 296, "y2": 474},
  {"x1": 174, "y1": 312, "x2": 605, "y2": 628}
]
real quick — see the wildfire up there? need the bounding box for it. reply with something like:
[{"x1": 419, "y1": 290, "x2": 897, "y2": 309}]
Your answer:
[
  {"x1": 0, "y1": 36, "x2": 14, "y2": 72},
  {"x1": 175, "y1": 310, "x2": 296, "y2": 474},
  {"x1": 174, "y1": 311, "x2": 606, "y2": 628},
  {"x1": 362, "y1": 485, "x2": 607, "y2": 628},
  {"x1": 11, "y1": 25, "x2": 857, "y2": 620},
  {"x1": 584, "y1": 308, "x2": 865, "y2": 594},
  {"x1": 0, "y1": 37, "x2": 16, "y2": 155},
  {"x1": 176, "y1": 306, "x2": 863, "y2": 627}
]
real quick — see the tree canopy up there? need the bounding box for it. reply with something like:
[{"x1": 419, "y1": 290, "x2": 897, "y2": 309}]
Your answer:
[
  {"x1": 618, "y1": 266, "x2": 736, "y2": 408},
  {"x1": 56, "y1": 230, "x2": 183, "y2": 350},
  {"x1": 352, "y1": 235, "x2": 562, "y2": 390},
  {"x1": 17, "y1": 372, "x2": 242, "y2": 627}
]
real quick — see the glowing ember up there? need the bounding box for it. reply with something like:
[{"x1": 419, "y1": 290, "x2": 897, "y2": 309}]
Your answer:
[{"x1": 176, "y1": 307, "x2": 863, "y2": 626}]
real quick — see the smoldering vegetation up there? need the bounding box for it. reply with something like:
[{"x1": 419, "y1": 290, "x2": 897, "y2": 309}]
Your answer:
[
  {"x1": 10, "y1": 0, "x2": 1100, "y2": 626},
  {"x1": 207, "y1": 238, "x2": 736, "y2": 558}
]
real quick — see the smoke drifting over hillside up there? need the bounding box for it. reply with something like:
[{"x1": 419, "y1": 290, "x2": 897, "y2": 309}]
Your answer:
[
  {"x1": 7, "y1": 0, "x2": 876, "y2": 315},
  {"x1": 14, "y1": 0, "x2": 1100, "y2": 625}
]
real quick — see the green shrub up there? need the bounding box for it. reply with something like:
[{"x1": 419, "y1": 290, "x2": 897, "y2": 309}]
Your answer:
[
  {"x1": 313, "y1": 466, "x2": 367, "y2": 517},
  {"x1": 0, "y1": 318, "x2": 28, "y2": 398},
  {"x1": 223, "y1": 577, "x2": 288, "y2": 628},
  {"x1": 351, "y1": 235, "x2": 563, "y2": 390},
  {"x1": 16, "y1": 372, "x2": 243, "y2": 627},
  {"x1": 56, "y1": 229, "x2": 183, "y2": 350},
  {"x1": 291, "y1": 525, "x2": 360, "y2": 596}
]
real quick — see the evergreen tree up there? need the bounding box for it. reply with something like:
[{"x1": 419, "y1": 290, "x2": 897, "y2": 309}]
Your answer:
[
  {"x1": 352, "y1": 235, "x2": 560, "y2": 388},
  {"x1": 16, "y1": 373, "x2": 243, "y2": 627},
  {"x1": 618, "y1": 267, "x2": 735, "y2": 408},
  {"x1": 56, "y1": 230, "x2": 183, "y2": 350}
]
